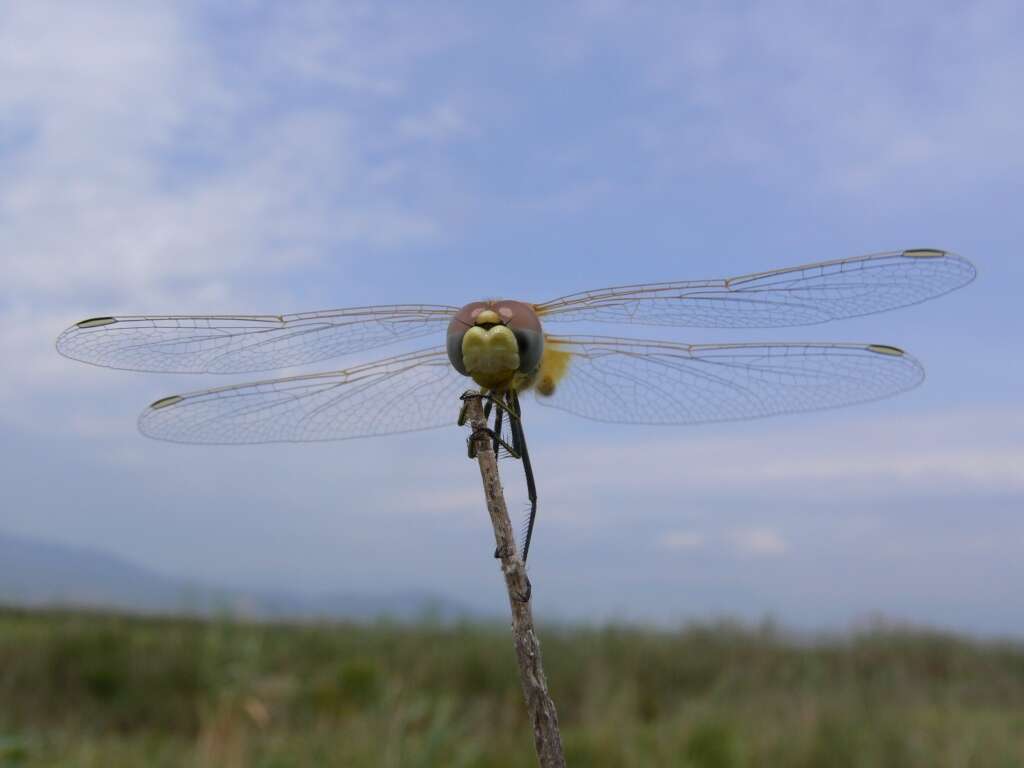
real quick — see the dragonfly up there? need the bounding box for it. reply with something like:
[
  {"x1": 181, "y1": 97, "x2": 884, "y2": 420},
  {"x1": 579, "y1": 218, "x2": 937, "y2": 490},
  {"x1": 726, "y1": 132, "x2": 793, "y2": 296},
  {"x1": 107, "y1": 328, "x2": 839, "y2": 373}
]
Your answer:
[{"x1": 56, "y1": 248, "x2": 975, "y2": 563}]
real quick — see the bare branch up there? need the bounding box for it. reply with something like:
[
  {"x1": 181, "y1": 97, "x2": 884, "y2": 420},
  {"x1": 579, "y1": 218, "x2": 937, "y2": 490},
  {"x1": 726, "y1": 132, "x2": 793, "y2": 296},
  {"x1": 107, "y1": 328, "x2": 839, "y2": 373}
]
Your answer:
[{"x1": 461, "y1": 393, "x2": 566, "y2": 768}]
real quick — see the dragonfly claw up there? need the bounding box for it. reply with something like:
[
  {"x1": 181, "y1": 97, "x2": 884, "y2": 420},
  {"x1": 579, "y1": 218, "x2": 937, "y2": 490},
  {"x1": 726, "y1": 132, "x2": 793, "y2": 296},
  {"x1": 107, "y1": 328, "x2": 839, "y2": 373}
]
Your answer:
[
  {"x1": 514, "y1": 576, "x2": 532, "y2": 603},
  {"x1": 466, "y1": 426, "x2": 519, "y2": 459}
]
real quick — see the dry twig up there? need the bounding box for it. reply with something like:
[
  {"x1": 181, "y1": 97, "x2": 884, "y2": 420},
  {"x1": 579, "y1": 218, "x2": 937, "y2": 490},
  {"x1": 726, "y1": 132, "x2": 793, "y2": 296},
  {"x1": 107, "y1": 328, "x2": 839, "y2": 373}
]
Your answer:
[{"x1": 461, "y1": 393, "x2": 566, "y2": 768}]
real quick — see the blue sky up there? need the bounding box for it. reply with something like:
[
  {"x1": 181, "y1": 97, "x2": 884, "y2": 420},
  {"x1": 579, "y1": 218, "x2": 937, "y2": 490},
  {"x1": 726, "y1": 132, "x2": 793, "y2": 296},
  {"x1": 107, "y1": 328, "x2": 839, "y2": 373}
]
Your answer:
[{"x1": 1, "y1": 1, "x2": 1021, "y2": 633}]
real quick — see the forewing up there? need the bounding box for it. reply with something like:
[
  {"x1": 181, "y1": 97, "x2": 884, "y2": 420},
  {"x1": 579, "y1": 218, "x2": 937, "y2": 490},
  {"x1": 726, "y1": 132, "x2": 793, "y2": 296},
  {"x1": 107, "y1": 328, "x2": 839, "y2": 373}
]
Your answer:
[
  {"x1": 535, "y1": 249, "x2": 975, "y2": 327},
  {"x1": 533, "y1": 336, "x2": 924, "y2": 424},
  {"x1": 138, "y1": 347, "x2": 469, "y2": 444},
  {"x1": 56, "y1": 305, "x2": 457, "y2": 374}
]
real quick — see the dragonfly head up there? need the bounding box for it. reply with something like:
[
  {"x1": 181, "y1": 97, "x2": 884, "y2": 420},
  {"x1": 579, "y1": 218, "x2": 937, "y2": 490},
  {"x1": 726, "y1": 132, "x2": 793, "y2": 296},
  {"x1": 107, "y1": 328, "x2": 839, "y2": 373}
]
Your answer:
[{"x1": 447, "y1": 300, "x2": 544, "y2": 390}]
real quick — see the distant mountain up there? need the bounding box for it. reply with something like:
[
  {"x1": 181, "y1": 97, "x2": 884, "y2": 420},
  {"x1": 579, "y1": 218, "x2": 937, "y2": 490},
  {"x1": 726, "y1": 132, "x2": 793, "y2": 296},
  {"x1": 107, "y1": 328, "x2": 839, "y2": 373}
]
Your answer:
[{"x1": 0, "y1": 531, "x2": 472, "y2": 622}]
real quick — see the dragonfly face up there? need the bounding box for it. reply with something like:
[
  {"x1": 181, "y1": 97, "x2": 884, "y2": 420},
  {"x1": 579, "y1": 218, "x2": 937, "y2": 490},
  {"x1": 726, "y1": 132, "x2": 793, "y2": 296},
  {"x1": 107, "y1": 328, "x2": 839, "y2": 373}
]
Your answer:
[{"x1": 447, "y1": 300, "x2": 544, "y2": 391}]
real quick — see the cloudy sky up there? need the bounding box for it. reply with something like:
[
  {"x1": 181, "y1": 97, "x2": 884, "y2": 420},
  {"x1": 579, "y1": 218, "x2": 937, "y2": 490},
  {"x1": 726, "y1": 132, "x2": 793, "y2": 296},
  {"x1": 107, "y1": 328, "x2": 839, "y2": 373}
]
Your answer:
[{"x1": 2, "y1": 1, "x2": 1021, "y2": 634}]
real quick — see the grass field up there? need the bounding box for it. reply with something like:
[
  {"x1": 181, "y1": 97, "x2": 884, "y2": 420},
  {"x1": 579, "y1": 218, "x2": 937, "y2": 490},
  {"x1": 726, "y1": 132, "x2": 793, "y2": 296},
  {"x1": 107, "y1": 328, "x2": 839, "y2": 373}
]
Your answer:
[{"x1": 1, "y1": 607, "x2": 1022, "y2": 767}]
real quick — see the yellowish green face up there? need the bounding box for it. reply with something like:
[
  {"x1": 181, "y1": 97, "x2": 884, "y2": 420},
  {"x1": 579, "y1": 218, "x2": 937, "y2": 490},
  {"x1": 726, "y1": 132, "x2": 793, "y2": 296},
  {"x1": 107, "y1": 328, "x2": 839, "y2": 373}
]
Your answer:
[{"x1": 446, "y1": 301, "x2": 544, "y2": 391}]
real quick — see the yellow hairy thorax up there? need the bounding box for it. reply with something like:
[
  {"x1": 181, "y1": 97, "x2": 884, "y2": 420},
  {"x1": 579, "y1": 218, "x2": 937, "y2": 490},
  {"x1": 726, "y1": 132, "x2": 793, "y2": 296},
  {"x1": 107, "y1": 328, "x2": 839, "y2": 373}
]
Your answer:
[
  {"x1": 462, "y1": 325, "x2": 520, "y2": 390},
  {"x1": 532, "y1": 346, "x2": 571, "y2": 397}
]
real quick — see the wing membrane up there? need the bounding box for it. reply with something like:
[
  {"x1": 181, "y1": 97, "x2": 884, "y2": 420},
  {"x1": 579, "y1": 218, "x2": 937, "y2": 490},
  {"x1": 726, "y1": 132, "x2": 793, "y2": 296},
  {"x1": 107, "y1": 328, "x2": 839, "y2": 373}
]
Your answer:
[
  {"x1": 533, "y1": 336, "x2": 924, "y2": 424},
  {"x1": 535, "y1": 249, "x2": 975, "y2": 328},
  {"x1": 56, "y1": 305, "x2": 457, "y2": 374},
  {"x1": 138, "y1": 346, "x2": 469, "y2": 444}
]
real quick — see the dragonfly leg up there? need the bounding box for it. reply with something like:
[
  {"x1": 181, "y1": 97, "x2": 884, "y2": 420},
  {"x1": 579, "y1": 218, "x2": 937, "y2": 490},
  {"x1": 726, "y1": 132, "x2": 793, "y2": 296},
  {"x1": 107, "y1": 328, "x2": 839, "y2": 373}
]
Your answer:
[
  {"x1": 490, "y1": 403, "x2": 508, "y2": 559},
  {"x1": 514, "y1": 575, "x2": 532, "y2": 603},
  {"x1": 460, "y1": 392, "x2": 517, "y2": 457},
  {"x1": 488, "y1": 399, "x2": 522, "y2": 459},
  {"x1": 468, "y1": 389, "x2": 509, "y2": 422},
  {"x1": 462, "y1": 389, "x2": 535, "y2": 577},
  {"x1": 509, "y1": 389, "x2": 539, "y2": 564},
  {"x1": 466, "y1": 426, "x2": 516, "y2": 460},
  {"x1": 457, "y1": 390, "x2": 483, "y2": 426},
  {"x1": 493, "y1": 405, "x2": 504, "y2": 458}
]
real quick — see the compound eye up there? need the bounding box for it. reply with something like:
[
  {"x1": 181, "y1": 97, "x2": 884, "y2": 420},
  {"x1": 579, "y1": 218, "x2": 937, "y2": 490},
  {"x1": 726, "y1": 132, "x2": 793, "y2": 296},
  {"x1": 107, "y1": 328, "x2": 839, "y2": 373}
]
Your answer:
[
  {"x1": 446, "y1": 326, "x2": 468, "y2": 375},
  {"x1": 470, "y1": 307, "x2": 483, "y2": 320},
  {"x1": 498, "y1": 306, "x2": 514, "y2": 321}
]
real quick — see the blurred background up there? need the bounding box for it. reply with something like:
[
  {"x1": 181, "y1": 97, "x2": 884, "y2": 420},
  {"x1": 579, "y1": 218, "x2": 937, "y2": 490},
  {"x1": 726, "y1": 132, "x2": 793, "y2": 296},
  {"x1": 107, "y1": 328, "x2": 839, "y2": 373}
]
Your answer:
[{"x1": 1, "y1": 1, "x2": 1021, "y2": 765}]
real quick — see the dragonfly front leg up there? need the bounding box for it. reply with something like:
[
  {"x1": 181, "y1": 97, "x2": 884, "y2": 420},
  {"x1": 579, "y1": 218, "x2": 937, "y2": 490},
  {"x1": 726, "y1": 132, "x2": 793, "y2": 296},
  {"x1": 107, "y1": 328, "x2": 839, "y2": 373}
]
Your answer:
[
  {"x1": 459, "y1": 392, "x2": 517, "y2": 461},
  {"x1": 493, "y1": 405, "x2": 504, "y2": 458}
]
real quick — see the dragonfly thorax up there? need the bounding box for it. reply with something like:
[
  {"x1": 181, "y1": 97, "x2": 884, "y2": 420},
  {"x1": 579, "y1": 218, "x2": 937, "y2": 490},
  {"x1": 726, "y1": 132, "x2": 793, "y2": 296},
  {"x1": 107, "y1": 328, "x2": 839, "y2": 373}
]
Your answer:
[{"x1": 447, "y1": 300, "x2": 544, "y2": 391}]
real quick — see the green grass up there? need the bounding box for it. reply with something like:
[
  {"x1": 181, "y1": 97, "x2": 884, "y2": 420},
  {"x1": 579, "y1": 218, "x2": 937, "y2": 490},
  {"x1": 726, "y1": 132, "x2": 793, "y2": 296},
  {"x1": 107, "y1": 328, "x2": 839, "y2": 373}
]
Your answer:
[{"x1": 1, "y1": 607, "x2": 1023, "y2": 766}]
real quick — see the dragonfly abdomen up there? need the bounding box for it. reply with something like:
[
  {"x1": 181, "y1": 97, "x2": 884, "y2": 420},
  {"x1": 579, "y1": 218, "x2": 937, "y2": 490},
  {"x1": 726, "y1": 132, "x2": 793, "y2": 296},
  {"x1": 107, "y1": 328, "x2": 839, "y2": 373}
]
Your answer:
[{"x1": 528, "y1": 345, "x2": 572, "y2": 397}]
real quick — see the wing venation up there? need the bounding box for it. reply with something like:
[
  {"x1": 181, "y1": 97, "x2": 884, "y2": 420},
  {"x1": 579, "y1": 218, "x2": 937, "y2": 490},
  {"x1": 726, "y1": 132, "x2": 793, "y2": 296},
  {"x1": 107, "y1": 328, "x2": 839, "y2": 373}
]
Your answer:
[
  {"x1": 535, "y1": 249, "x2": 975, "y2": 328},
  {"x1": 138, "y1": 346, "x2": 468, "y2": 444},
  {"x1": 532, "y1": 335, "x2": 924, "y2": 425},
  {"x1": 56, "y1": 305, "x2": 458, "y2": 374}
]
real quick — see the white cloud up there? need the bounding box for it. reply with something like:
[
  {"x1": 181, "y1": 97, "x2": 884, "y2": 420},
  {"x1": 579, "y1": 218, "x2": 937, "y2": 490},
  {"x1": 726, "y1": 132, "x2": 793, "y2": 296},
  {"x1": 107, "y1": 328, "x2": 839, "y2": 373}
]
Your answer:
[
  {"x1": 0, "y1": 11, "x2": 439, "y2": 300},
  {"x1": 0, "y1": 4, "x2": 461, "y2": 426},
  {"x1": 544, "y1": 0, "x2": 1024, "y2": 197},
  {"x1": 256, "y1": 3, "x2": 470, "y2": 96},
  {"x1": 542, "y1": 406, "x2": 1024, "y2": 499},
  {"x1": 731, "y1": 527, "x2": 788, "y2": 557},
  {"x1": 398, "y1": 103, "x2": 472, "y2": 143}
]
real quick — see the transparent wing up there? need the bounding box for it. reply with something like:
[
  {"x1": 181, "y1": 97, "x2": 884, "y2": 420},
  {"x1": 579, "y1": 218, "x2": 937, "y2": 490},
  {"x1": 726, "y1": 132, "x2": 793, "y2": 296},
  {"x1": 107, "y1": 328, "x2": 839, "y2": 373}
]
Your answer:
[
  {"x1": 532, "y1": 336, "x2": 924, "y2": 425},
  {"x1": 138, "y1": 347, "x2": 470, "y2": 444},
  {"x1": 535, "y1": 249, "x2": 975, "y2": 328},
  {"x1": 56, "y1": 304, "x2": 458, "y2": 374}
]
